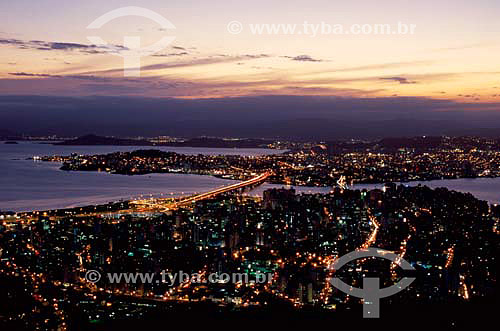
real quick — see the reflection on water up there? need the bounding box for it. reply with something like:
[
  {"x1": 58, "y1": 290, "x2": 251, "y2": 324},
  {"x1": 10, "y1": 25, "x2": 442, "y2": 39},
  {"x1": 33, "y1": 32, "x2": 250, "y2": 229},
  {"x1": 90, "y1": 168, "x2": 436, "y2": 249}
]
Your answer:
[
  {"x1": 1, "y1": 141, "x2": 499, "y2": 212},
  {"x1": 0, "y1": 142, "x2": 281, "y2": 212},
  {"x1": 249, "y1": 179, "x2": 500, "y2": 205}
]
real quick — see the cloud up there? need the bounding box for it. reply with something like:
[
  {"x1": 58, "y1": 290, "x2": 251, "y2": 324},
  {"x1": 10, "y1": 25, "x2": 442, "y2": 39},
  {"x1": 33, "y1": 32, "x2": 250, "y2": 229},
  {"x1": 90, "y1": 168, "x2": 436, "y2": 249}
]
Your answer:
[
  {"x1": 283, "y1": 55, "x2": 324, "y2": 62},
  {"x1": 380, "y1": 76, "x2": 418, "y2": 84},
  {"x1": 4, "y1": 71, "x2": 191, "y2": 96},
  {"x1": 3, "y1": 69, "x2": 461, "y2": 99},
  {"x1": 0, "y1": 38, "x2": 24, "y2": 46},
  {"x1": 0, "y1": 37, "x2": 126, "y2": 54},
  {"x1": 1, "y1": 94, "x2": 500, "y2": 139},
  {"x1": 151, "y1": 45, "x2": 192, "y2": 57},
  {"x1": 151, "y1": 51, "x2": 189, "y2": 57},
  {"x1": 243, "y1": 54, "x2": 270, "y2": 59},
  {"x1": 2, "y1": 71, "x2": 379, "y2": 98},
  {"x1": 299, "y1": 73, "x2": 449, "y2": 85},
  {"x1": 86, "y1": 54, "x2": 270, "y2": 75},
  {"x1": 9, "y1": 72, "x2": 112, "y2": 82},
  {"x1": 10, "y1": 72, "x2": 55, "y2": 78},
  {"x1": 260, "y1": 85, "x2": 384, "y2": 96}
]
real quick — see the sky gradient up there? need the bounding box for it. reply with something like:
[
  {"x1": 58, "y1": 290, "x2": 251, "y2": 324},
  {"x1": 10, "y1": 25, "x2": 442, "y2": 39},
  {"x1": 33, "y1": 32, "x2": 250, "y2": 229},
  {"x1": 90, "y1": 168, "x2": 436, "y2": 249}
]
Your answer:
[
  {"x1": 1, "y1": 1, "x2": 500, "y2": 139},
  {"x1": 1, "y1": 0, "x2": 499, "y2": 100}
]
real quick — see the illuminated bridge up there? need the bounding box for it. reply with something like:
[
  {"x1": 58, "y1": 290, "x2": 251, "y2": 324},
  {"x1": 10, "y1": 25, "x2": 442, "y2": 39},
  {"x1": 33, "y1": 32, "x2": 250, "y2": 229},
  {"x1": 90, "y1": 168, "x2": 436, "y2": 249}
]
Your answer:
[
  {"x1": 1, "y1": 172, "x2": 272, "y2": 223},
  {"x1": 132, "y1": 171, "x2": 271, "y2": 211}
]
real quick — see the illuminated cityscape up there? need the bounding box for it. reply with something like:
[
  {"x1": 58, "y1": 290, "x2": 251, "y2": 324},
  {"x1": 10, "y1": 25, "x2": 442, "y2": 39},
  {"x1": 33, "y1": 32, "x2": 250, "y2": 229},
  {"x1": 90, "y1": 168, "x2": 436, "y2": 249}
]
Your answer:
[
  {"x1": 40, "y1": 136, "x2": 500, "y2": 187},
  {"x1": 1, "y1": 0, "x2": 500, "y2": 329},
  {"x1": 1, "y1": 136, "x2": 498, "y2": 329}
]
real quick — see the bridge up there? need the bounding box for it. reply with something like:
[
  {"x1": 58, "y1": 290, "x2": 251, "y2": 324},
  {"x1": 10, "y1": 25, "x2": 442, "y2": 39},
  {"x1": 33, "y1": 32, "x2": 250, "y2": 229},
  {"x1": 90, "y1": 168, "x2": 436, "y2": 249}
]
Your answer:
[
  {"x1": 131, "y1": 171, "x2": 271, "y2": 211},
  {"x1": 170, "y1": 171, "x2": 270, "y2": 208},
  {"x1": 1, "y1": 172, "x2": 271, "y2": 223}
]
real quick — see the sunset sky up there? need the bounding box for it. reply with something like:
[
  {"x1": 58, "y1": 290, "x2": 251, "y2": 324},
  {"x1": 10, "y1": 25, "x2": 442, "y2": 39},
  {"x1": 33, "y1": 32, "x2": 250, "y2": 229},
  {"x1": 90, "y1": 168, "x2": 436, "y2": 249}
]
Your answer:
[{"x1": 1, "y1": 0, "x2": 499, "y2": 101}]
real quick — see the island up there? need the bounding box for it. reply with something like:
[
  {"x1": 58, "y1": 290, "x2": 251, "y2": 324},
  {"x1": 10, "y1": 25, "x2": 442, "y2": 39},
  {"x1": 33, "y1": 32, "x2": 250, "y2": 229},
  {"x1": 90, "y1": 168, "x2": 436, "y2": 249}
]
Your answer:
[
  {"x1": 55, "y1": 134, "x2": 275, "y2": 149},
  {"x1": 40, "y1": 135, "x2": 500, "y2": 186}
]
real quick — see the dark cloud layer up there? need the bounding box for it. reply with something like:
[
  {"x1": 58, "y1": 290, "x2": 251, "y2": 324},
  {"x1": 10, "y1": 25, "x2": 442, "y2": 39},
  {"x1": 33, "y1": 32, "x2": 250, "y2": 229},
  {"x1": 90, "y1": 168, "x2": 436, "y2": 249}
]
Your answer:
[
  {"x1": 9, "y1": 72, "x2": 109, "y2": 81},
  {"x1": 283, "y1": 55, "x2": 325, "y2": 62},
  {"x1": 0, "y1": 95, "x2": 499, "y2": 139},
  {"x1": 380, "y1": 76, "x2": 418, "y2": 84},
  {"x1": 0, "y1": 38, "x2": 126, "y2": 54},
  {"x1": 86, "y1": 54, "x2": 270, "y2": 75}
]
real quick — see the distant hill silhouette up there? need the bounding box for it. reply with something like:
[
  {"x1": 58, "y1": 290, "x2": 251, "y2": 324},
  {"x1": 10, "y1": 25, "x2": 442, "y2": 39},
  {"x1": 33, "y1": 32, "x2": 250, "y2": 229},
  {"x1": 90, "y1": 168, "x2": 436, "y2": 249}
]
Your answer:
[
  {"x1": 0, "y1": 129, "x2": 22, "y2": 140},
  {"x1": 170, "y1": 137, "x2": 272, "y2": 148},
  {"x1": 55, "y1": 134, "x2": 272, "y2": 148},
  {"x1": 2, "y1": 95, "x2": 500, "y2": 140},
  {"x1": 55, "y1": 134, "x2": 153, "y2": 146},
  {"x1": 379, "y1": 136, "x2": 443, "y2": 149}
]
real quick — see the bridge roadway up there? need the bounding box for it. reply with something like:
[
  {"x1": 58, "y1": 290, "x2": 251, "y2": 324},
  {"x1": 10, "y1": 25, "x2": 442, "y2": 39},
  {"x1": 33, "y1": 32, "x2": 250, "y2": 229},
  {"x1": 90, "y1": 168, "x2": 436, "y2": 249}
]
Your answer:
[
  {"x1": 138, "y1": 171, "x2": 272, "y2": 211},
  {"x1": 1, "y1": 172, "x2": 271, "y2": 224}
]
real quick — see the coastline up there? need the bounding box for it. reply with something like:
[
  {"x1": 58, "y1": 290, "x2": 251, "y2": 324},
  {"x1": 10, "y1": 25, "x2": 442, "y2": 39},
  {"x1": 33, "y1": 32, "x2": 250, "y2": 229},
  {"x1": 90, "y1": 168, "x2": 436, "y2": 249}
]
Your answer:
[
  {"x1": 3, "y1": 174, "x2": 499, "y2": 215},
  {"x1": 2, "y1": 142, "x2": 499, "y2": 212}
]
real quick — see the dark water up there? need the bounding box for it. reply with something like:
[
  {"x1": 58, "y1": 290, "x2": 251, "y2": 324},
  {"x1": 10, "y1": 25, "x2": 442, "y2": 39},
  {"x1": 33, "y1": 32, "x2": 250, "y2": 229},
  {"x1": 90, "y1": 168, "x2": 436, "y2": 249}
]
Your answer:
[
  {"x1": 1, "y1": 142, "x2": 499, "y2": 212},
  {"x1": 0, "y1": 142, "x2": 281, "y2": 212},
  {"x1": 251, "y1": 180, "x2": 500, "y2": 205}
]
